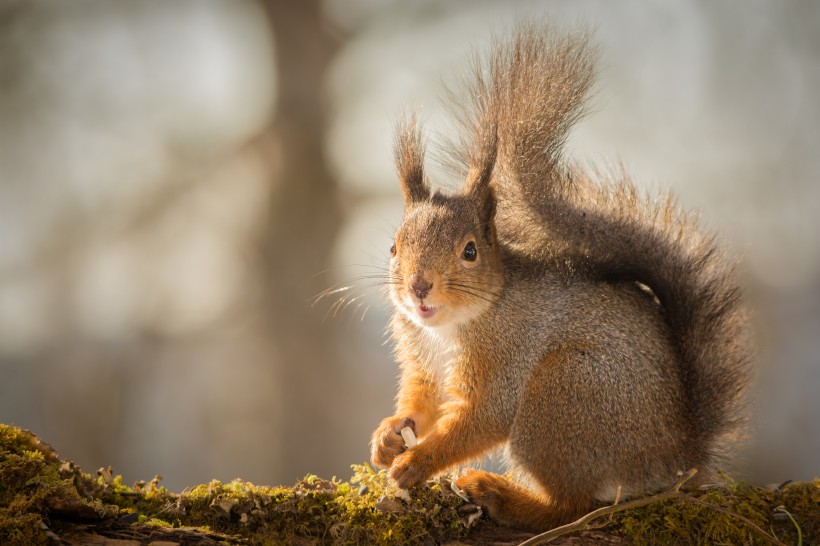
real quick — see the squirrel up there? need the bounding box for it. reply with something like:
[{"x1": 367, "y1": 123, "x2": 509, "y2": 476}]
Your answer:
[{"x1": 368, "y1": 24, "x2": 752, "y2": 531}]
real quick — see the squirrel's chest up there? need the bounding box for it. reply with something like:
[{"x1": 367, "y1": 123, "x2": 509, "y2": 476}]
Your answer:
[{"x1": 419, "y1": 327, "x2": 459, "y2": 392}]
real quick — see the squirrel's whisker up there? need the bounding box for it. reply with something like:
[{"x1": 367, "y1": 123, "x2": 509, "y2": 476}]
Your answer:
[
  {"x1": 445, "y1": 285, "x2": 499, "y2": 305},
  {"x1": 311, "y1": 285, "x2": 353, "y2": 306}
]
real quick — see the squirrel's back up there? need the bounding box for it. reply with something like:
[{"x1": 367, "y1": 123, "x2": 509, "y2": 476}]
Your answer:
[{"x1": 450, "y1": 23, "x2": 752, "y2": 469}]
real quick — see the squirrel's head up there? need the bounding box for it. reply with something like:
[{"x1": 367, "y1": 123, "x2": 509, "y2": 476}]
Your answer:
[{"x1": 388, "y1": 115, "x2": 502, "y2": 330}]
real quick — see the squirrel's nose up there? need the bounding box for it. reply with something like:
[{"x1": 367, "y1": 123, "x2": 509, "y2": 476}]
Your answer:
[{"x1": 409, "y1": 273, "x2": 432, "y2": 300}]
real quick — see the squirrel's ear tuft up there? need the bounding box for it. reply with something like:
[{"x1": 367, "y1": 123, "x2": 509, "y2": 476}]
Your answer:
[
  {"x1": 395, "y1": 114, "x2": 429, "y2": 207},
  {"x1": 465, "y1": 124, "x2": 498, "y2": 237},
  {"x1": 477, "y1": 183, "x2": 497, "y2": 240},
  {"x1": 464, "y1": 119, "x2": 498, "y2": 204}
]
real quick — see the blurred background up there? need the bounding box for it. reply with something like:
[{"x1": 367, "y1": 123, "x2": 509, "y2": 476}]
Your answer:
[{"x1": 1, "y1": 0, "x2": 818, "y2": 491}]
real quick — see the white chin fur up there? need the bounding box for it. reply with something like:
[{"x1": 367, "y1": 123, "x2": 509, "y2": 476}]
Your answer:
[
  {"x1": 405, "y1": 304, "x2": 445, "y2": 328},
  {"x1": 393, "y1": 292, "x2": 486, "y2": 329}
]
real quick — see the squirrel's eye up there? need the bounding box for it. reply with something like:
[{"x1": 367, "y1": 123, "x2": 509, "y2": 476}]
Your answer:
[
  {"x1": 390, "y1": 243, "x2": 396, "y2": 257},
  {"x1": 462, "y1": 241, "x2": 477, "y2": 262}
]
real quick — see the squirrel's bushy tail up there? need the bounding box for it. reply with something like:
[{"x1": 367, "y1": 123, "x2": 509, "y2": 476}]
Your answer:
[{"x1": 453, "y1": 24, "x2": 752, "y2": 467}]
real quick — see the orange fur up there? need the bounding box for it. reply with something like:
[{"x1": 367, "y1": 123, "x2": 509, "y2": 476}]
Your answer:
[{"x1": 456, "y1": 470, "x2": 584, "y2": 531}]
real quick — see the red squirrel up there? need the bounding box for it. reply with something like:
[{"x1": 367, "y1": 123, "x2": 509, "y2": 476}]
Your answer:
[{"x1": 369, "y1": 25, "x2": 751, "y2": 530}]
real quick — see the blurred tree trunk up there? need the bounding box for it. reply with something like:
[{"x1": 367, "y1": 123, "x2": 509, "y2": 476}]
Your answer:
[{"x1": 260, "y1": 1, "x2": 347, "y2": 479}]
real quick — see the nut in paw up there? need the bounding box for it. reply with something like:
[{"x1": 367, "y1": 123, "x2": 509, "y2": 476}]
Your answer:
[{"x1": 371, "y1": 416, "x2": 415, "y2": 468}]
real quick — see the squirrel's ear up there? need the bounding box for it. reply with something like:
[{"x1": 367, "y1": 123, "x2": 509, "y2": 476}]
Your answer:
[
  {"x1": 464, "y1": 118, "x2": 498, "y2": 203},
  {"x1": 395, "y1": 114, "x2": 429, "y2": 207},
  {"x1": 465, "y1": 124, "x2": 498, "y2": 235},
  {"x1": 476, "y1": 183, "x2": 497, "y2": 241}
]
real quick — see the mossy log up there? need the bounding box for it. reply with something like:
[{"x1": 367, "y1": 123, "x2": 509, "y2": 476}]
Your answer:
[{"x1": 1, "y1": 424, "x2": 817, "y2": 545}]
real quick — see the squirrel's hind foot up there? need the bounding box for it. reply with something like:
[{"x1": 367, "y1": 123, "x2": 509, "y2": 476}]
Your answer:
[{"x1": 456, "y1": 469, "x2": 585, "y2": 532}]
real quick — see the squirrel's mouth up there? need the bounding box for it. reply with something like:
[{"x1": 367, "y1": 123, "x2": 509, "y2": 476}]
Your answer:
[{"x1": 416, "y1": 304, "x2": 438, "y2": 320}]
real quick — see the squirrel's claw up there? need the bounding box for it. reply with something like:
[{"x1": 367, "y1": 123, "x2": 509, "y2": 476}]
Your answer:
[{"x1": 389, "y1": 447, "x2": 433, "y2": 488}]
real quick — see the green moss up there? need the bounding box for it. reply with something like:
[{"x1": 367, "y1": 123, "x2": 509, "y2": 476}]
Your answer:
[
  {"x1": 137, "y1": 514, "x2": 174, "y2": 527},
  {"x1": 780, "y1": 479, "x2": 820, "y2": 540},
  {"x1": 610, "y1": 475, "x2": 819, "y2": 545},
  {"x1": 1, "y1": 425, "x2": 474, "y2": 545},
  {"x1": 0, "y1": 425, "x2": 104, "y2": 545},
  {"x1": 3, "y1": 424, "x2": 818, "y2": 545},
  {"x1": 132, "y1": 464, "x2": 473, "y2": 544}
]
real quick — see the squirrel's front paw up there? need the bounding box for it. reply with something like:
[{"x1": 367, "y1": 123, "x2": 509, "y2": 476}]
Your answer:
[
  {"x1": 370, "y1": 416, "x2": 416, "y2": 468},
  {"x1": 390, "y1": 447, "x2": 434, "y2": 488}
]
